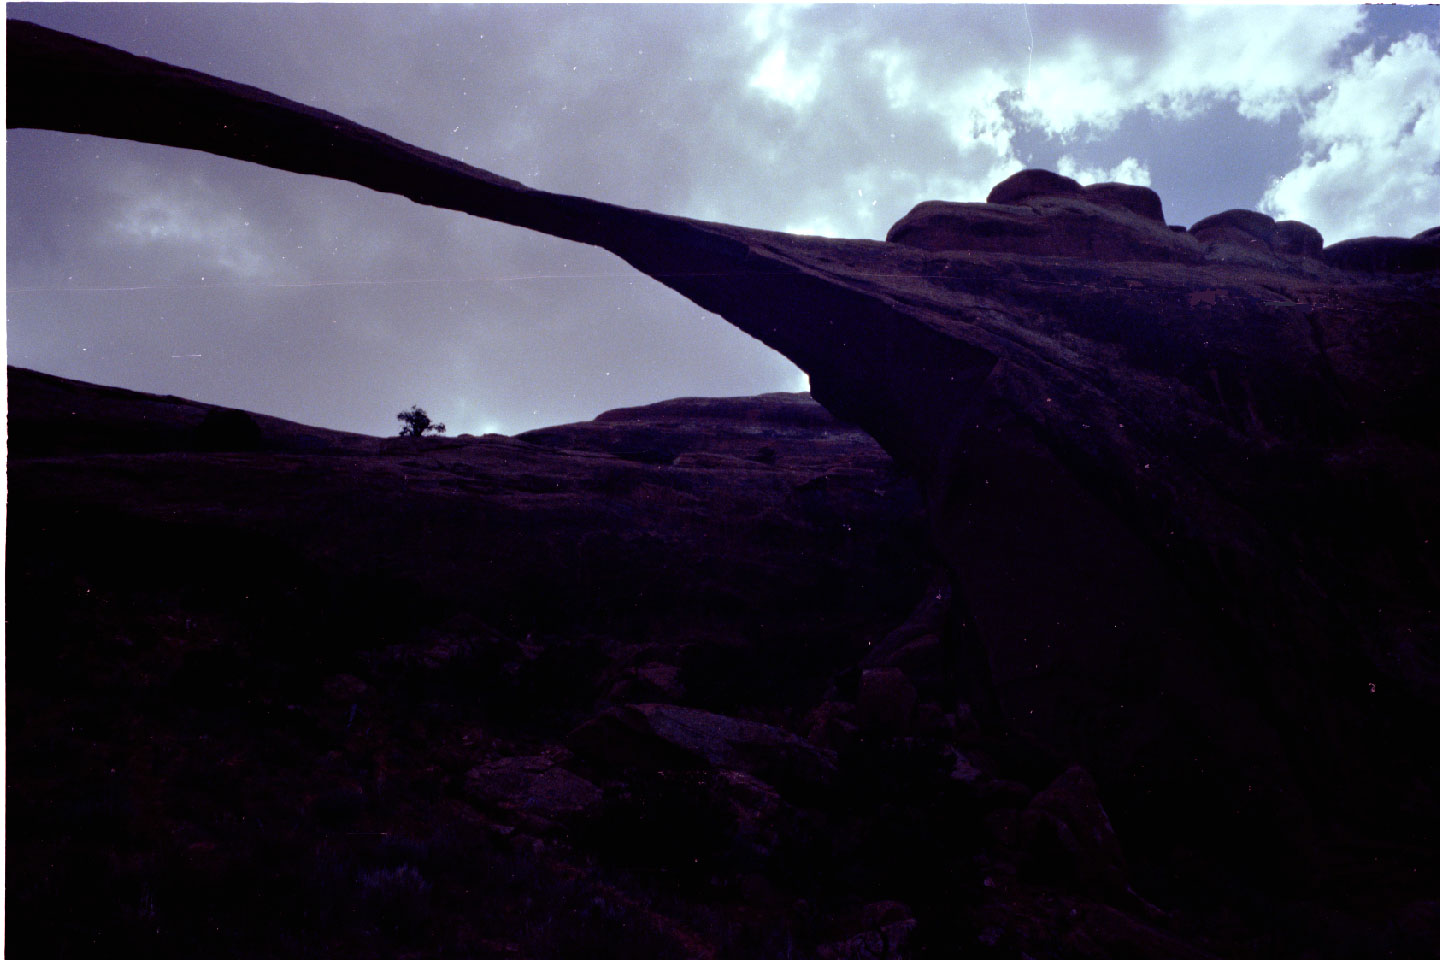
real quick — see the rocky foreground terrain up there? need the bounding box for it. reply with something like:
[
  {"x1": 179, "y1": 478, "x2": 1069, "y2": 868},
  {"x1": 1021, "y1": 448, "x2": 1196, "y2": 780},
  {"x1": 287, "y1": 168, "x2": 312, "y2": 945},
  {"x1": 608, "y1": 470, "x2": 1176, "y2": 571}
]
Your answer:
[
  {"x1": 11, "y1": 370, "x2": 932, "y2": 956},
  {"x1": 8, "y1": 20, "x2": 1440, "y2": 959},
  {"x1": 5, "y1": 366, "x2": 1435, "y2": 959}
]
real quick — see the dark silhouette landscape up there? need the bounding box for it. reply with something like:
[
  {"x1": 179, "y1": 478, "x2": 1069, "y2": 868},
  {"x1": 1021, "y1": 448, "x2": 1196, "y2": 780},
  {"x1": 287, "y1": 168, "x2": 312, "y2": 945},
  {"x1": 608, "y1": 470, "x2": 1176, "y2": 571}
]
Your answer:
[{"x1": 7, "y1": 20, "x2": 1440, "y2": 959}]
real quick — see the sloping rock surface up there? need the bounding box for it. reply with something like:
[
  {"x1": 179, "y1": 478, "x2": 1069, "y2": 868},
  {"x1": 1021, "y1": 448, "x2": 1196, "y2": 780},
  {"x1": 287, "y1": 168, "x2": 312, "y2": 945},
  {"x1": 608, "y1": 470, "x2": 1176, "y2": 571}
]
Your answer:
[{"x1": 7, "y1": 367, "x2": 931, "y2": 710}]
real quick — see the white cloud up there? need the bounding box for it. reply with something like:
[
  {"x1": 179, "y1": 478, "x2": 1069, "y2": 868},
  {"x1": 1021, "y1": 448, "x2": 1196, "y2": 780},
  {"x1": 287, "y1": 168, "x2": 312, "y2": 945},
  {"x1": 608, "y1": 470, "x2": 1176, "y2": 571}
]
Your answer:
[
  {"x1": 868, "y1": 47, "x2": 920, "y2": 111},
  {"x1": 1151, "y1": 6, "x2": 1365, "y2": 122},
  {"x1": 1057, "y1": 156, "x2": 1152, "y2": 187},
  {"x1": 719, "y1": 10, "x2": 1030, "y2": 239},
  {"x1": 109, "y1": 195, "x2": 271, "y2": 279},
  {"x1": 97, "y1": 162, "x2": 294, "y2": 283},
  {"x1": 750, "y1": 44, "x2": 823, "y2": 109},
  {"x1": 742, "y1": 3, "x2": 789, "y2": 45},
  {"x1": 1019, "y1": 5, "x2": 1365, "y2": 136},
  {"x1": 1261, "y1": 33, "x2": 1440, "y2": 241},
  {"x1": 744, "y1": 3, "x2": 829, "y2": 110},
  {"x1": 1020, "y1": 33, "x2": 1142, "y2": 135}
]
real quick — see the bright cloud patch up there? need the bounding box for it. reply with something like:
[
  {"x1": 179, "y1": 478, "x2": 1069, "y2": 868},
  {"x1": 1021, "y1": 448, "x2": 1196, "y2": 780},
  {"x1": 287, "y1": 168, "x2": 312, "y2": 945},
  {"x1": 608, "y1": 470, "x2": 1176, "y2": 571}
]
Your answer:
[
  {"x1": 1057, "y1": 156, "x2": 1152, "y2": 186},
  {"x1": 108, "y1": 191, "x2": 272, "y2": 280},
  {"x1": 1020, "y1": 33, "x2": 1143, "y2": 136},
  {"x1": 1262, "y1": 32, "x2": 1440, "y2": 241},
  {"x1": 1150, "y1": 5, "x2": 1365, "y2": 122},
  {"x1": 750, "y1": 44, "x2": 822, "y2": 109},
  {"x1": 783, "y1": 216, "x2": 847, "y2": 239},
  {"x1": 745, "y1": 5, "x2": 827, "y2": 110},
  {"x1": 1019, "y1": 5, "x2": 1365, "y2": 136}
]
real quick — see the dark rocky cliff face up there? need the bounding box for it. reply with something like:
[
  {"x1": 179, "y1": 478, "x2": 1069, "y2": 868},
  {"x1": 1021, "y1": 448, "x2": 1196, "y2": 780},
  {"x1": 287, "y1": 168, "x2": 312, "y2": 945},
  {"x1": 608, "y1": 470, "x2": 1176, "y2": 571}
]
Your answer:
[{"x1": 8, "y1": 20, "x2": 1440, "y2": 959}]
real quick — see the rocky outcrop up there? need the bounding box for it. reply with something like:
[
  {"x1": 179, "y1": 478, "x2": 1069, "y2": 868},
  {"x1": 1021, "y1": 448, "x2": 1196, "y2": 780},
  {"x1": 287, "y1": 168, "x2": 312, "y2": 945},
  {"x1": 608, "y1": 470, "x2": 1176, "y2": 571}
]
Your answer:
[
  {"x1": 885, "y1": 195, "x2": 1201, "y2": 261},
  {"x1": 1273, "y1": 218, "x2": 1325, "y2": 257},
  {"x1": 1323, "y1": 233, "x2": 1440, "y2": 273},
  {"x1": 987, "y1": 168, "x2": 1167, "y2": 223},
  {"x1": 1078, "y1": 181, "x2": 1166, "y2": 223},
  {"x1": 1187, "y1": 207, "x2": 1330, "y2": 264},
  {"x1": 9, "y1": 19, "x2": 1440, "y2": 942},
  {"x1": 986, "y1": 167, "x2": 1087, "y2": 205},
  {"x1": 1189, "y1": 207, "x2": 1287, "y2": 247},
  {"x1": 887, "y1": 169, "x2": 1182, "y2": 261}
]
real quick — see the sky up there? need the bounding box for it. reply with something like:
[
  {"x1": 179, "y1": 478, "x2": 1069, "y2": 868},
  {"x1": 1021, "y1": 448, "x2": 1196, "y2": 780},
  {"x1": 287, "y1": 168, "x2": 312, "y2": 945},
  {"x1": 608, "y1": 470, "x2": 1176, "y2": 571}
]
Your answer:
[{"x1": 7, "y1": 3, "x2": 1439, "y2": 437}]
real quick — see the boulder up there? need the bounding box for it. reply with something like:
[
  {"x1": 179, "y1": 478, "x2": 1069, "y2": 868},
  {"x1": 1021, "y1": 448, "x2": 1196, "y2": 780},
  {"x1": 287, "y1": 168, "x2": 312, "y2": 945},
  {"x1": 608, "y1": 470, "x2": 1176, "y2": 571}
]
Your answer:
[
  {"x1": 464, "y1": 755, "x2": 603, "y2": 820},
  {"x1": 711, "y1": 768, "x2": 790, "y2": 863},
  {"x1": 986, "y1": 169, "x2": 1164, "y2": 223},
  {"x1": 941, "y1": 745, "x2": 982, "y2": 783},
  {"x1": 805, "y1": 699, "x2": 860, "y2": 752},
  {"x1": 1021, "y1": 766, "x2": 1129, "y2": 898},
  {"x1": 1080, "y1": 181, "x2": 1166, "y2": 223},
  {"x1": 1273, "y1": 219, "x2": 1324, "y2": 257},
  {"x1": 1186, "y1": 208, "x2": 1330, "y2": 263},
  {"x1": 986, "y1": 168, "x2": 1085, "y2": 205},
  {"x1": 1189, "y1": 208, "x2": 1280, "y2": 249},
  {"x1": 1189, "y1": 209, "x2": 1327, "y2": 261},
  {"x1": 635, "y1": 661, "x2": 683, "y2": 697},
  {"x1": 1323, "y1": 235, "x2": 1440, "y2": 273},
  {"x1": 567, "y1": 703, "x2": 837, "y2": 792}
]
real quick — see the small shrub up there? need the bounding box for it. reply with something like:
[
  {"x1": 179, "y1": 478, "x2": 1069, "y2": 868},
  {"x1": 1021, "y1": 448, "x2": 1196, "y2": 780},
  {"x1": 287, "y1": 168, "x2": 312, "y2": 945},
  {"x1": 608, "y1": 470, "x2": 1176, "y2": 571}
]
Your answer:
[{"x1": 395, "y1": 406, "x2": 445, "y2": 438}]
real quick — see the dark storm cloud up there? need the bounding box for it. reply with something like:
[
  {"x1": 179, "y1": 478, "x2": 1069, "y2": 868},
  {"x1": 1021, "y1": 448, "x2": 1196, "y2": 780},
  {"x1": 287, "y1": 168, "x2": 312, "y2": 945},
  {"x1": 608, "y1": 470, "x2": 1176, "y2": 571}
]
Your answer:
[{"x1": 7, "y1": 4, "x2": 1437, "y2": 436}]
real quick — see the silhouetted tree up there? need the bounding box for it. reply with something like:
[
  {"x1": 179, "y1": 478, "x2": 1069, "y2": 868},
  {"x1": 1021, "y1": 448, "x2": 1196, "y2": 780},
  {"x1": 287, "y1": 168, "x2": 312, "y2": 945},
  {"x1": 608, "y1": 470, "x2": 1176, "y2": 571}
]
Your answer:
[{"x1": 396, "y1": 406, "x2": 445, "y2": 438}]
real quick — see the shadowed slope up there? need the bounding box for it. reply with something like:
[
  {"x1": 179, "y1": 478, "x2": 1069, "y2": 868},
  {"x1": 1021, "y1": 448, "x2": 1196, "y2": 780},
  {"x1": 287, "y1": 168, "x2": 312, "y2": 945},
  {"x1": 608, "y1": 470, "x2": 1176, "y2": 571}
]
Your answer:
[{"x1": 10, "y1": 19, "x2": 1440, "y2": 889}]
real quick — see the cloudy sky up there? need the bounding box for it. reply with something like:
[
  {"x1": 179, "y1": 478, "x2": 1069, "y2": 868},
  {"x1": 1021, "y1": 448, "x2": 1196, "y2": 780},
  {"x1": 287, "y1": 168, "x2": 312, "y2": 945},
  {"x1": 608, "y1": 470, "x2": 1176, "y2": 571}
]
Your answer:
[{"x1": 7, "y1": 3, "x2": 1439, "y2": 437}]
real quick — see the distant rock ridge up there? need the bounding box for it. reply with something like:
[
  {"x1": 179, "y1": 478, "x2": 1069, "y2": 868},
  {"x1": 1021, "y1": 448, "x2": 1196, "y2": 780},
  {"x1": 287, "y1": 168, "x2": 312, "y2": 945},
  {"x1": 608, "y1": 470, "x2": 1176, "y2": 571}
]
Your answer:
[
  {"x1": 9, "y1": 19, "x2": 1440, "y2": 906},
  {"x1": 889, "y1": 167, "x2": 1437, "y2": 273}
]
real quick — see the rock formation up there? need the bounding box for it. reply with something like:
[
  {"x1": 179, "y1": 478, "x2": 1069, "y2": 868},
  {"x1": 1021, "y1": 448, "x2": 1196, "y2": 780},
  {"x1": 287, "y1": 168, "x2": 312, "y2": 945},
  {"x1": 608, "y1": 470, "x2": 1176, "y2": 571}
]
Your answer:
[{"x1": 10, "y1": 20, "x2": 1440, "y2": 955}]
